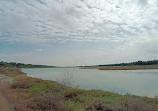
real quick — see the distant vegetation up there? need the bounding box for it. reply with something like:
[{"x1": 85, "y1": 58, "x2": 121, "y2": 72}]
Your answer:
[
  {"x1": 80, "y1": 60, "x2": 158, "y2": 67},
  {"x1": 0, "y1": 61, "x2": 54, "y2": 68},
  {"x1": 99, "y1": 60, "x2": 158, "y2": 66}
]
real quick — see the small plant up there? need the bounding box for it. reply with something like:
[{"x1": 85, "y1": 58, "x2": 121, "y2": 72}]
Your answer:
[{"x1": 56, "y1": 69, "x2": 75, "y2": 87}]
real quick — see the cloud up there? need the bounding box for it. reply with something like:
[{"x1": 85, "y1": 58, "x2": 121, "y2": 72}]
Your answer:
[
  {"x1": 94, "y1": 29, "x2": 158, "y2": 64},
  {"x1": 0, "y1": 0, "x2": 158, "y2": 44},
  {"x1": 34, "y1": 49, "x2": 42, "y2": 52},
  {"x1": 0, "y1": 29, "x2": 157, "y2": 66}
]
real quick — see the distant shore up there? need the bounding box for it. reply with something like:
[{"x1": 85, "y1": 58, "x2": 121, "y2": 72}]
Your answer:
[{"x1": 80, "y1": 65, "x2": 158, "y2": 70}]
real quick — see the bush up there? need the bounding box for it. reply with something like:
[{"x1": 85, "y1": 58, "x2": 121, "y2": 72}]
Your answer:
[
  {"x1": 28, "y1": 93, "x2": 64, "y2": 111},
  {"x1": 11, "y1": 81, "x2": 29, "y2": 89},
  {"x1": 11, "y1": 76, "x2": 41, "y2": 89},
  {"x1": 110, "y1": 97, "x2": 155, "y2": 111}
]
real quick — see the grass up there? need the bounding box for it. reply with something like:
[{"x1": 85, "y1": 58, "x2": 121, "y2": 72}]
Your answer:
[
  {"x1": 29, "y1": 83, "x2": 49, "y2": 95},
  {"x1": 64, "y1": 89, "x2": 122, "y2": 104},
  {"x1": 1, "y1": 67, "x2": 158, "y2": 111},
  {"x1": 64, "y1": 89, "x2": 124, "y2": 110},
  {"x1": 65, "y1": 101, "x2": 84, "y2": 111}
]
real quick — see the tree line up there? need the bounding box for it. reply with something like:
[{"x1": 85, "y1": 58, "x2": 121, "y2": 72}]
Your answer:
[
  {"x1": 98, "y1": 60, "x2": 158, "y2": 66},
  {"x1": 0, "y1": 61, "x2": 55, "y2": 68}
]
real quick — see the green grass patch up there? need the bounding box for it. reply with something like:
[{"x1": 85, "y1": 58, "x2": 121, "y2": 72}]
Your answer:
[
  {"x1": 29, "y1": 83, "x2": 49, "y2": 95},
  {"x1": 65, "y1": 89, "x2": 122, "y2": 105},
  {"x1": 65, "y1": 100, "x2": 84, "y2": 111}
]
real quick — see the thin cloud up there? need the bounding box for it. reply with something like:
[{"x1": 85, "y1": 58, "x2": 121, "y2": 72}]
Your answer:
[
  {"x1": 0, "y1": 0, "x2": 158, "y2": 44},
  {"x1": 34, "y1": 49, "x2": 43, "y2": 52}
]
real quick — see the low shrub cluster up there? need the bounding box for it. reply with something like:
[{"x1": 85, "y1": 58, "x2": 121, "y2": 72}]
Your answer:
[
  {"x1": 10, "y1": 74, "x2": 67, "y2": 111},
  {"x1": 28, "y1": 93, "x2": 64, "y2": 111},
  {"x1": 64, "y1": 89, "x2": 158, "y2": 111},
  {"x1": 0, "y1": 68, "x2": 24, "y2": 77},
  {"x1": 110, "y1": 97, "x2": 155, "y2": 111},
  {"x1": 11, "y1": 76, "x2": 40, "y2": 89}
]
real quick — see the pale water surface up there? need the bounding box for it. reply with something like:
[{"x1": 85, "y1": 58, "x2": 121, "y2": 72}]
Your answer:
[{"x1": 22, "y1": 68, "x2": 158, "y2": 97}]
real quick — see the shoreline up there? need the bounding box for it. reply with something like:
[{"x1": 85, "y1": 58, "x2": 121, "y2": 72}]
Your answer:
[
  {"x1": 0, "y1": 68, "x2": 158, "y2": 111},
  {"x1": 80, "y1": 65, "x2": 158, "y2": 70}
]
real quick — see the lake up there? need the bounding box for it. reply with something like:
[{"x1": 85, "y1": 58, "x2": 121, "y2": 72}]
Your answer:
[{"x1": 22, "y1": 68, "x2": 158, "y2": 97}]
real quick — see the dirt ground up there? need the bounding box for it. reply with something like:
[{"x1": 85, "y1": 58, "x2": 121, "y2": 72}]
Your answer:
[{"x1": 0, "y1": 75, "x2": 15, "y2": 111}]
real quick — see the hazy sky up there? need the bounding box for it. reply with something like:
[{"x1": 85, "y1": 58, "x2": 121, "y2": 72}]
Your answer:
[{"x1": 0, "y1": 0, "x2": 158, "y2": 66}]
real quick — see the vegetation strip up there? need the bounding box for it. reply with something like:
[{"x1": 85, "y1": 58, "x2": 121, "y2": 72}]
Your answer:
[
  {"x1": 80, "y1": 60, "x2": 158, "y2": 70},
  {"x1": 0, "y1": 61, "x2": 55, "y2": 68}
]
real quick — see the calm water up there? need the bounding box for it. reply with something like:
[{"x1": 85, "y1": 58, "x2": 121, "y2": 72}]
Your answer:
[{"x1": 22, "y1": 68, "x2": 158, "y2": 97}]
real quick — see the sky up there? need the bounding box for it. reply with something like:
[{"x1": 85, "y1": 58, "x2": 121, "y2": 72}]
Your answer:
[{"x1": 0, "y1": 0, "x2": 158, "y2": 66}]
